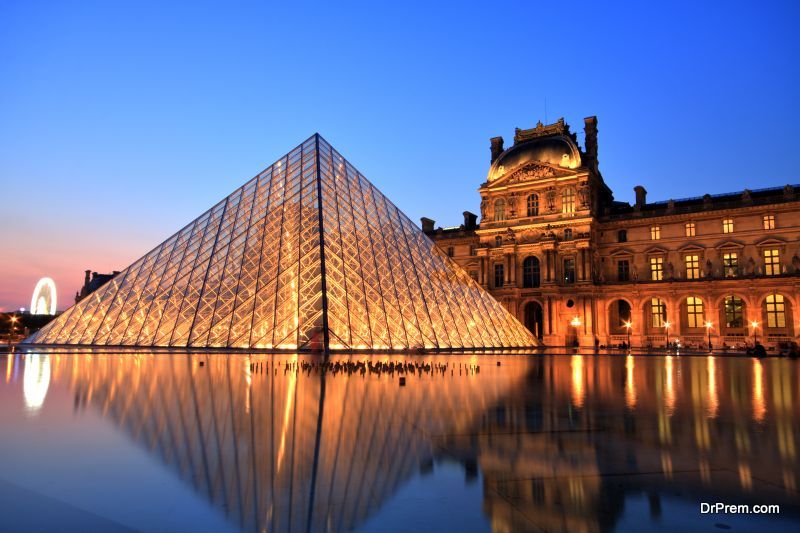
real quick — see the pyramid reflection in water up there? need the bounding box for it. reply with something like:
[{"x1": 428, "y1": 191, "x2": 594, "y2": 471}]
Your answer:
[
  {"x1": 62, "y1": 353, "x2": 529, "y2": 532},
  {"x1": 25, "y1": 135, "x2": 535, "y2": 351}
]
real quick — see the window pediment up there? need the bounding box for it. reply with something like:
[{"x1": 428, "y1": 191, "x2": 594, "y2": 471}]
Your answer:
[
  {"x1": 609, "y1": 248, "x2": 634, "y2": 258},
  {"x1": 755, "y1": 237, "x2": 786, "y2": 248},
  {"x1": 714, "y1": 239, "x2": 745, "y2": 250},
  {"x1": 645, "y1": 246, "x2": 669, "y2": 256},
  {"x1": 678, "y1": 242, "x2": 705, "y2": 253}
]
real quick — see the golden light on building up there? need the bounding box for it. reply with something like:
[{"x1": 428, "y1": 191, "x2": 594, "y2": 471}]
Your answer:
[
  {"x1": 22, "y1": 135, "x2": 536, "y2": 352},
  {"x1": 427, "y1": 117, "x2": 799, "y2": 349}
]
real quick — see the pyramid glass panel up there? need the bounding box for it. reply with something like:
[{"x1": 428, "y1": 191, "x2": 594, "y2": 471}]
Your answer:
[{"x1": 24, "y1": 135, "x2": 537, "y2": 351}]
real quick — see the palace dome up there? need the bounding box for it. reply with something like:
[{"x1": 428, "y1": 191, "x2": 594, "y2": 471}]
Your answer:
[{"x1": 488, "y1": 130, "x2": 583, "y2": 182}]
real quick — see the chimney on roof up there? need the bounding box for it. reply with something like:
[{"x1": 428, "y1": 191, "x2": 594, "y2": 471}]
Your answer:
[
  {"x1": 420, "y1": 217, "x2": 435, "y2": 233},
  {"x1": 463, "y1": 211, "x2": 477, "y2": 230},
  {"x1": 634, "y1": 186, "x2": 647, "y2": 209},
  {"x1": 490, "y1": 137, "x2": 504, "y2": 163},
  {"x1": 583, "y1": 116, "x2": 598, "y2": 166}
]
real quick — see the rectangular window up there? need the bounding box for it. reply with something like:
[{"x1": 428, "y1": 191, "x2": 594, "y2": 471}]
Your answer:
[
  {"x1": 563, "y1": 259, "x2": 576, "y2": 284},
  {"x1": 722, "y1": 218, "x2": 734, "y2": 234},
  {"x1": 723, "y1": 252, "x2": 738, "y2": 277},
  {"x1": 650, "y1": 226, "x2": 661, "y2": 240},
  {"x1": 724, "y1": 296, "x2": 744, "y2": 328},
  {"x1": 618, "y1": 230, "x2": 627, "y2": 243},
  {"x1": 447, "y1": 246, "x2": 454, "y2": 258},
  {"x1": 764, "y1": 249, "x2": 780, "y2": 276},
  {"x1": 469, "y1": 270, "x2": 479, "y2": 282},
  {"x1": 650, "y1": 257, "x2": 664, "y2": 281},
  {"x1": 766, "y1": 294, "x2": 786, "y2": 328},
  {"x1": 494, "y1": 264, "x2": 504, "y2": 288},
  {"x1": 469, "y1": 244, "x2": 477, "y2": 256},
  {"x1": 685, "y1": 222, "x2": 696, "y2": 237},
  {"x1": 763, "y1": 215, "x2": 775, "y2": 230},
  {"x1": 686, "y1": 296, "x2": 704, "y2": 328},
  {"x1": 650, "y1": 298, "x2": 666, "y2": 328},
  {"x1": 685, "y1": 254, "x2": 700, "y2": 279},
  {"x1": 617, "y1": 260, "x2": 630, "y2": 282}
]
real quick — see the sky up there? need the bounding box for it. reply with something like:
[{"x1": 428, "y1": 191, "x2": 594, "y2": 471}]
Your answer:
[{"x1": 1, "y1": 0, "x2": 799, "y2": 311}]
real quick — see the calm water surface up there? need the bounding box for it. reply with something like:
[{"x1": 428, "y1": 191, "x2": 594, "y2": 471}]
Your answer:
[{"x1": 1, "y1": 352, "x2": 799, "y2": 532}]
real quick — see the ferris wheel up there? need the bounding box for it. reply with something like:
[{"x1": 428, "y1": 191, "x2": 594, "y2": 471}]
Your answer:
[{"x1": 30, "y1": 277, "x2": 57, "y2": 315}]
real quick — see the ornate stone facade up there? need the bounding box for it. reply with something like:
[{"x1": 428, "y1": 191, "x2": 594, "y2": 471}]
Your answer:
[{"x1": 426, "y1": 117, "x2": 800, "y2": 349}]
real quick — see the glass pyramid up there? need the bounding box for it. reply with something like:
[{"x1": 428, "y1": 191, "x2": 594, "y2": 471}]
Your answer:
[{"x1": 24, "y1": 135, "x2": 536, "y2": 351}]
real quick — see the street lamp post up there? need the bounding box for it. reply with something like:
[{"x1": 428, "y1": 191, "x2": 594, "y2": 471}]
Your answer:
[
  {"x1": 664, "y1": 321, "x2": 672, "y2": 350},
  {"x1": 624, "y1": 321, "x2": 632, "y2": 351},
  {"x1": 751, "y1": 321, "x2": 760, "y2": 346},
  {"x1": 9, "y1": 315, "x2": 18, "y2": 345},
  {"x1": 705, "y1": 321, "x2": 713, "y2": 352}
]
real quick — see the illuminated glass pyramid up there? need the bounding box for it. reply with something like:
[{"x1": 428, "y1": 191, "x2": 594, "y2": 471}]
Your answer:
[{"x1": 25, "y1": 135, "x2": 536, "y2": 351}]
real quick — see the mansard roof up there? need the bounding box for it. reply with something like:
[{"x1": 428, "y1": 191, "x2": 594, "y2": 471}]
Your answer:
[{"x1": 603, "y1": 184, "x2": 799, "y2": 220}]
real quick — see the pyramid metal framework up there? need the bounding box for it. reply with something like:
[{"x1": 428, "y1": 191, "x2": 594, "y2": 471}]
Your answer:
[{"x1": 25, "y1": 135, "x2": 536, "y2": 351}]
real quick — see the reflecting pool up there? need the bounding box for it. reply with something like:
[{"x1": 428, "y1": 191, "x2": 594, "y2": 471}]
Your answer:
[{"x1": 1, "y1": 352, "x2": 799, "y2": 532}]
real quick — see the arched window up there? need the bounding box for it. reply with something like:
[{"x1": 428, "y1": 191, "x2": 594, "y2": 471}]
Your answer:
[
  {"x1": 724, "y1": 296, "x2": 744, "y2": 328},
  {"x1": 527, "y1": 194, "x2": 539, "y2": 217},
  {"x1": 494, "y1": 199, "x2": 506, "y2": 221},
  {"x1": 522, "y1": 256, "x2": 540, "y2": 288},
  {"x1": 650, "y1": 298, "x2": 667, "y2": 328},
  {"x1": 562, "y1": 188, "x2": 576, "y2": 214},
  {"x1": 765, "y1": 294, "x2": 786, "y2": 328},
  {"x1": 686, "y1": 296, "x2": 704, "y2": 328}
]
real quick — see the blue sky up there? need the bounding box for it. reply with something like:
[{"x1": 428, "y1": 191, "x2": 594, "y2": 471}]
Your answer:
[{"x1": 1, "y1": 0, "x2": 798, "y2": 309}]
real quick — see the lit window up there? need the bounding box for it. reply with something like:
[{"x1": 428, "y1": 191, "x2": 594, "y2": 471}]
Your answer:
[
  {"x1": 766, "y1": 294, "x2": 786, "y2": 328},
  {"x1": 723, "y1": 252, "x2": 738, "y2": 277},
  {"x1": 722, "y1": 218, "x2": 734, "y2": 233},
  {"x1": 763, "y1": 215, "x2": 775, "y2": 230},
  {"x1": 563, "y1": 228, "x2": 573, "y2": 241},
  {"x1": 447, "y1": 246, "x2": 454, "y2": 258},
  {"x1": 724, "y1": 296, "x2": 744, "y2": 328},
  {"x1": 617, "y1": 260, "x2": 630, "y2": 281},
  {"x1": 563, "y1": 258, "x2": 576, "y2": 284},
  {"x1": 527, "y1": 194, "x2": 539, "y2": 217},
  {"x1": 685, "y1": 296, "x2": 705, "y2": 328},
  {"x1": 522, "y1": 256, "x2": 540, "y2": 288},
  {"x1": 685, "y1": 222, "x2": 696, "y2": 237},
  {"x1": 650, "y1": 298, "x2": 667, "y2": 328},
  {"x1": 764, "y1": 249, "x2": 780, "y2": 276},
  {"x1": 494, "y1": 264, "x2": 504, "y2": 288},
  {"x1": 685, "y1": 254, "x2": 700, "y2": 279},
  {"x1": 618, "y1": 230, "x2": 627, "y2": 243},
  {"x1": 562, "y1": 188, "x2": 576, "y2": 214},
  {"x1": 650, "y1": 257, "x2": 664, "y2": 281},
  {"x1": 650, "y1": 226, "x2": 661, "y2": 240},
  {"x1": 494, "y1": 199, "x2": 506, "y2": 221}
]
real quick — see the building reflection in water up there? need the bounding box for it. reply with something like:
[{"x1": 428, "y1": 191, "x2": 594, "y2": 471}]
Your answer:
[{"x1": 10, "y1": 352, "x2": 800, "y2": 532}]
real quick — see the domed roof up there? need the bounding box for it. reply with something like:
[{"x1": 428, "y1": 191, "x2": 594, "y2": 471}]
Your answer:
[{"x1": 487, "y1": 119, "x2": 583, "y2": 182}]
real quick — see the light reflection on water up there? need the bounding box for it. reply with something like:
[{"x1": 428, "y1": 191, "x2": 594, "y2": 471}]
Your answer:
[{"x1": 1, "y1": 351, "x2": 799, "y2": 532}]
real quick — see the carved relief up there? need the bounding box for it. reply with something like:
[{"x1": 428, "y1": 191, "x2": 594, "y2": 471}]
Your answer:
[
  {"x1": 578, "y1": 182, "x2": 590, "y2": 208},
  {"x1": 545, "y1": 187, "x2": 557, "y2": 212},
  {"x1": 506, "y1": 164, "x2": 558, "y2": 184}
]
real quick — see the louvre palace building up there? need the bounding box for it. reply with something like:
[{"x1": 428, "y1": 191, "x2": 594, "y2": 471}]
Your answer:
[{"x1": 425, "y1": 117, "x2": 800, "y2": 349}]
